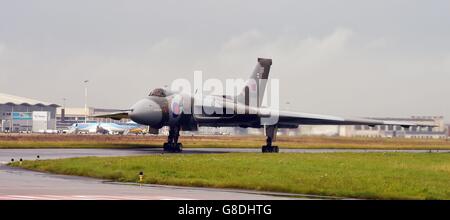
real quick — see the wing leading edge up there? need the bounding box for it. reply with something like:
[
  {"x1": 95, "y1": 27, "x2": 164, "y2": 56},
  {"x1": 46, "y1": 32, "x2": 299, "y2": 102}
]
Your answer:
[{"x1": 272, "y1": 110, "x2": 435, "y2": 128}]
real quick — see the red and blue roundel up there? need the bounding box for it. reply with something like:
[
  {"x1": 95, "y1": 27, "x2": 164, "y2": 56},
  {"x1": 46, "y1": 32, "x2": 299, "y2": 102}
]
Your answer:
[
  {"x1": 171, "y1": 96, "x2": 184, "y2": 117},
  {"x1": 248, "y1": 80, "x2": 257, "y2": 93}
]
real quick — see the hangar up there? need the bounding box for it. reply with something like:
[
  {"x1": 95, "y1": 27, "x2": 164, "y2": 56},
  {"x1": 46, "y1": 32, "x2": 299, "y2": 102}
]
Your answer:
[{"x1": 0, "y1": 93, "x2": 59, "y2": 133}]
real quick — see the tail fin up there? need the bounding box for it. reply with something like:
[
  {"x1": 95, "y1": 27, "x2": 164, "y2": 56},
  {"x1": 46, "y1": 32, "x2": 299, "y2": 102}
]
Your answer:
[{"x1": 236, "y1": 58, "x2": 272, "y2": 107}]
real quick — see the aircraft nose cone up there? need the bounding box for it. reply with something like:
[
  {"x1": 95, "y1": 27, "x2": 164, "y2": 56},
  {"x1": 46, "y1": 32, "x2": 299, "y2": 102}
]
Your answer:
[{"x1": 129, "y1": 98, "x2": 163, "y2": 127}]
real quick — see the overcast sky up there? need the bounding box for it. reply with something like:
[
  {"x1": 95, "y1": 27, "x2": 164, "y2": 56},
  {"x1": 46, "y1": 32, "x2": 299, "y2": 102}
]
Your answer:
[{"x1": 0, "y1": 0, "x2": 449, "y2": 121}]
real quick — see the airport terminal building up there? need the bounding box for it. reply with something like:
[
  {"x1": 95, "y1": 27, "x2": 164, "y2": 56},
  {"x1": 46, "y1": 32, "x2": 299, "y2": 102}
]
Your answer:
[{"x1": 0, "y1": 93, "x2": 59, "y2": 133}]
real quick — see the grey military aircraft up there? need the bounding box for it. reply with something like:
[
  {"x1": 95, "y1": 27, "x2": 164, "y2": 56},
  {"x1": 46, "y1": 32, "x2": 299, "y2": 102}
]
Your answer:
[{"x1": 96, "y1": 58, "x2": 432, "y2": 153}]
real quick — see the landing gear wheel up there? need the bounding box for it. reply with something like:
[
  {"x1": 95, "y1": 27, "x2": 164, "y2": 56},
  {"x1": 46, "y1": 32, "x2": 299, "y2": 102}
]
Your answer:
[
  {"x1": 262, "y1": 145, "x2": 268, "y2": 153},
  {"x1": 163, "y1": 143, "x2": 171, "y2": 152},
  {"x1": 261, "y1": 145, "x2": 279, "y2": 153},
  {"x1": 163, "y1": 143, "x2": 183, "y2": 153},
  {"x1": 262, "y1": 126, "x2": 279, "y2": 153},
  {"x1": 163, "y1": 125, "x2": 183, "y2": 153},
  {"x1": 273, "y1": 146, "x2": 279, "y2": 153},
  {"x1": 175, "y1": 143, "x2": 183, "y2": 153}
]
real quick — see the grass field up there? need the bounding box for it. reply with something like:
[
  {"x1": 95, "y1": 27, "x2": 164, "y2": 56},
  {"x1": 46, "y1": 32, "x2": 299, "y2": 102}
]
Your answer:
[
  {"x1": 12, "y1": 152, "x2": 450, "y2": 199},
  {"x1": 1, "y1": 134, "x2": 450, "y2": 150}
]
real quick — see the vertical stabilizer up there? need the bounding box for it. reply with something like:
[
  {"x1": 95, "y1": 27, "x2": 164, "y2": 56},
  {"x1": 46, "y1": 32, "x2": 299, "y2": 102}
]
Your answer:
[{"x1": 236, "y1": 58, "x2": 272, "y2": 107}]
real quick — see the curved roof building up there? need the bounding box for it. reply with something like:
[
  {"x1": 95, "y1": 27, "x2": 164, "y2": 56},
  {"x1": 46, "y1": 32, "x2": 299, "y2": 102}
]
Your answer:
[
  {"x1": 0, "y1": 92, "x2": 59, "y2": 107},
  {"x1": 0, "y1": 93, "x2": 59, "y2": 132}
]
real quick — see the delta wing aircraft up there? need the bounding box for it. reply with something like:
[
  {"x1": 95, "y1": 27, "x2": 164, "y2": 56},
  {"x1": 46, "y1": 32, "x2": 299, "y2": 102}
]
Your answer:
[{"x1": 96, "y1": 58, "x2": 434, "y2": 153}]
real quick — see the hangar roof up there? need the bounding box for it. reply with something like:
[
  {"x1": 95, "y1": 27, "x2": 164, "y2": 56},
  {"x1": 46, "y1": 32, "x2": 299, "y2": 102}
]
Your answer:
[{"x1": 0, "y1": 92, "x2": 59, "y2": 107}]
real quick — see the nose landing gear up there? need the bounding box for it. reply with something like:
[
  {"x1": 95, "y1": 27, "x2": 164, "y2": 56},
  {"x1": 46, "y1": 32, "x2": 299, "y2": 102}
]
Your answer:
[{"x1": 163, "y1": 126, "x2": 183, "y2": 153}]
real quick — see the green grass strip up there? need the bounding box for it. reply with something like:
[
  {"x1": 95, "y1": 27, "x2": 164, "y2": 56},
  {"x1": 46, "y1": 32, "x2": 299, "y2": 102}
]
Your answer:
[{"x1": 12, "y1": 152, "x2": 450, "y2": 199}]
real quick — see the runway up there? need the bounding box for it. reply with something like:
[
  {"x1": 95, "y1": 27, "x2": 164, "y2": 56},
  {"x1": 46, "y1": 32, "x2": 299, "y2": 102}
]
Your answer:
[{"x1": 1, "y1": 147, "x2": 449, "y2": 200}]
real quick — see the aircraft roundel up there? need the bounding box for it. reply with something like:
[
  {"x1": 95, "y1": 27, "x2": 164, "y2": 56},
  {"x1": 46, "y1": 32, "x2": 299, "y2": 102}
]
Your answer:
[
  {"x1": 248, "y1": 80, "x2": 257, "y2": 92},
  {"x1": 171, "y1": 95, "x2": 184, "y2": 117}
]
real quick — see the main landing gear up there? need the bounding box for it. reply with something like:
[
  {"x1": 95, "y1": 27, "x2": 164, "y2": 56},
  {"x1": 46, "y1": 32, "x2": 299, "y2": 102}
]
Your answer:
[
  {"x1": 262, "y1": 125, "x2": 279, "y2": 153},
  {"x1": 163, "y1": 126, "x2": 183, "y2": 153}
]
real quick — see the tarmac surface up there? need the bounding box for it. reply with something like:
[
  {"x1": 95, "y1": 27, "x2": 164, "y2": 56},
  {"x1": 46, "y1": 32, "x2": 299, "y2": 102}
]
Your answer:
[{"x1": 1, "y1": 147, "x2": 449, "y2": 200}]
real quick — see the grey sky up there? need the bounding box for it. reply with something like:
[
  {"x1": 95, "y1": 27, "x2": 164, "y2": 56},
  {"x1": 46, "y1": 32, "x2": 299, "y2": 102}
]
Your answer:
[{"x1": 0, "y1": 0, "x2": 449, "y2": 121}]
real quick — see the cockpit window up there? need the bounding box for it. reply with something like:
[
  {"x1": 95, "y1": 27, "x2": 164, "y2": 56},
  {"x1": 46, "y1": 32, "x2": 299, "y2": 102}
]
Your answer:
[{"x1": 149, "y1": 88, "x2": 167, "y2": 97}]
